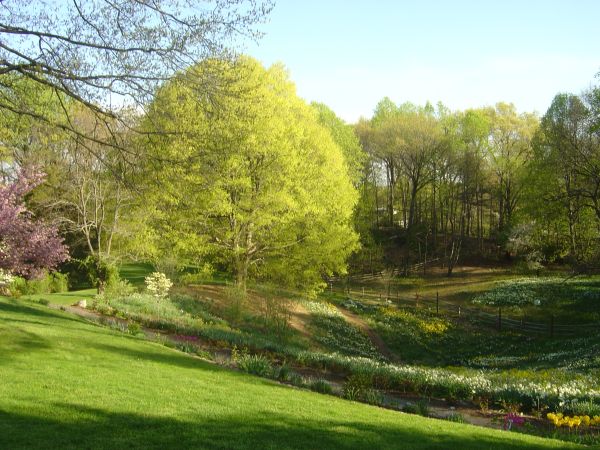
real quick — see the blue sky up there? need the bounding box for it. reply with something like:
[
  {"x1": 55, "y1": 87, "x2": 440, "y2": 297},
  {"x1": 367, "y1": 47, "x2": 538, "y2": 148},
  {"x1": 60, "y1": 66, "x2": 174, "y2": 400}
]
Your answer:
[{"x1": 245, "y1": 0, "x2": 600, "y2": 122}]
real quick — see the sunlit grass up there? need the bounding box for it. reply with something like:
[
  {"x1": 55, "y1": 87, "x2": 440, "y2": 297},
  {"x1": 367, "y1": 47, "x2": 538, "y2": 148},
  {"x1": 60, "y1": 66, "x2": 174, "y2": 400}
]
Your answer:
[{"x1": 0, "y1": 297, "x2": 579, "y2": 449}]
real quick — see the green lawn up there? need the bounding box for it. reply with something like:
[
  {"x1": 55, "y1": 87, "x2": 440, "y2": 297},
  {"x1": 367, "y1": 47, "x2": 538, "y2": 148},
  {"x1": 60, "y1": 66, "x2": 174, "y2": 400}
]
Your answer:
[
  {"x1": 0, "y1": 298, "x2": 581, "y2": 449},
  {"x1": 21, "y1": 288, "x2": 97, "y2": 306},
  {"x1": 119, "y1": 262, "x2": 155, "y2": 286}
]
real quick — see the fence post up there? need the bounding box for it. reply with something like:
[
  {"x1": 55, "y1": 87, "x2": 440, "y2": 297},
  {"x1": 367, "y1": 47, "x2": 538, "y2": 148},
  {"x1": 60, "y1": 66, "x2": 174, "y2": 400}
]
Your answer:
[
  {"x1": 550, "y1": 314, "x2": 554, "y2": 339},
  {"x1": 498, "y1": 307, "x2": 502, "y2": 332},
  {"x1": 458, "y1": 306, "x2": 461, "y2": 318},
  {"x1": 415, "y1": 292, "x2": 420, "y2": 308},
  {"x1": 436, "y1": 291, "x2": 439, "y2": 315}
]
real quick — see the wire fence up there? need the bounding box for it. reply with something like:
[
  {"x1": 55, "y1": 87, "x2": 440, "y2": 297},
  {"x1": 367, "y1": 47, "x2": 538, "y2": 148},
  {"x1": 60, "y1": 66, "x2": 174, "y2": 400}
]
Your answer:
[{"x1": 328, "y1": 279, "x2": 599, "y2": 337}]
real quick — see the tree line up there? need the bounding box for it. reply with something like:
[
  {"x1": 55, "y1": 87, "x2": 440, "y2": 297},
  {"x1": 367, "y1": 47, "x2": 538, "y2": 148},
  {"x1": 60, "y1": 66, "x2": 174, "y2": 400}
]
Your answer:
[
  {"x1": 352, "y1": 83, "x2": 600, "y2": 275},
  {"x1": 0, "y1": 1, "x2": 599, "y2": 295}
]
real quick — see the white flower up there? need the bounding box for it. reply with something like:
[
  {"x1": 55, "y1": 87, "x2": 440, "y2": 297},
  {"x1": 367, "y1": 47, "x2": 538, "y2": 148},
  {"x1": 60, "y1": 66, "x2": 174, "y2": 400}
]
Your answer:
[{"x1": 145, "y1": 272, "x2": 173, "y2": 300}]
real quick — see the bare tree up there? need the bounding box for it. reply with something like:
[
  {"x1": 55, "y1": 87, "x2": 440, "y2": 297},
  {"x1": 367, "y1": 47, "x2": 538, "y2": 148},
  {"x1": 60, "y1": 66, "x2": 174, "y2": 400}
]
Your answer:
[{"x1": 0, "y1": 0, "x2": 273, "y2": 152}]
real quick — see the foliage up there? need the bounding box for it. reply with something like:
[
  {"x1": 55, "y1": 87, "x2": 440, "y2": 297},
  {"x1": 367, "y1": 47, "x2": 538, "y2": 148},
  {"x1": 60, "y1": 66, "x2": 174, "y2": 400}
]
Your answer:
[
  {"x1": 0, "y1": 168, "x2": 69, "y2": 277},
  {"x1": 547, "y1": 412, "x2": 600, "y2": 428},
  {"x1": 308, "y1": 379, "x2": 333, "y2": 395},
  {"x1": 8, "y1": 272, "x2": 68, "y2": 296},
  {"x1": 138, "y1": 56, "x2": 359, "y2": 294},
  {"x1": 79, "y1": 256, "x2": 120, "y2": 292},
  {"x1": 305, "y1": 301, "x2": 381, "y2": 359},
  {"x1": 0, "y1": 0, "x2": 273, "y2": 156},
  {"x1": 567, "y1": 400, "x2": 600, "y2": 417},
  {"x1": 446, "y1": 413, "x2": 467, "y2": 423},
  {"x1": 472, "y1": 277, "x2": 600, "y2": 311},
  {"x1": 235, "y1": 353, "x2": 273, "y2": 378},
  {"x1": 312, "y1": 102, "x2": 367, "y2": 186}
]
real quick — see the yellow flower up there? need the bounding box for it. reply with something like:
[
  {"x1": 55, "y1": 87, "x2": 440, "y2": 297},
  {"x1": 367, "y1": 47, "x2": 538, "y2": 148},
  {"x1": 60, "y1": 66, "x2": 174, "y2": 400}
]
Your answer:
[{"x1": 582, "y1": 415, "x2": 591, "y2": 426}]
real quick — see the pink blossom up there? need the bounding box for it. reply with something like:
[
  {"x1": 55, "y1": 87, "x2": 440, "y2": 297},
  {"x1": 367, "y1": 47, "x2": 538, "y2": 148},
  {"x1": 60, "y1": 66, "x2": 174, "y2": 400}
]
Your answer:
[{"x1": 0, "y1": 167, "x2": 69, "y2": 277}]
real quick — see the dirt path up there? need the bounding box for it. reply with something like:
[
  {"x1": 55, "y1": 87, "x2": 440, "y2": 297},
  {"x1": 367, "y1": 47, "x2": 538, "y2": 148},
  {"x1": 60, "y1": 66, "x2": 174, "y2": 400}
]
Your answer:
[{"x1": 335, "y1": 306, "x2": 398, "y2": 362}]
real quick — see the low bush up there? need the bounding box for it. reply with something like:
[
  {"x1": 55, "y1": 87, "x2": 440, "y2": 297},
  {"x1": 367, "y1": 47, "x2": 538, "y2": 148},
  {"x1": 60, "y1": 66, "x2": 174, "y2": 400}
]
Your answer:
[
  {"x1": 273, "y1": 363, "x2": 291, "y2": 381},
  {"x1": 9, "y1": 272, "x2": 69, "y2": 296},
  {"x1": 446, "y1": 413, "x2": 467, "y2": 423},
  {"x1": 127, "y1": 322, "x2": 143, "y2": 336},
  {"x1": 342, "y1": 373, "x2": 374, "y2": 402},
  {"x1": 309, "y1": 379, "x2": 333, "y2": 395},
  {"x1": 236, "y1": 353, "x2": 273, "y2": 377}
]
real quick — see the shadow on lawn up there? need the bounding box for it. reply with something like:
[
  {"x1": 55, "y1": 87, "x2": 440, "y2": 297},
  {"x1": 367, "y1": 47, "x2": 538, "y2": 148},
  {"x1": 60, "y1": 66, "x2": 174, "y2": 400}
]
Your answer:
[
  {"x1": 0, "y1": 325, "x2": 52, "y2": 363},
  {"x1": 0, "y1": 298, "x2": 81, "y2": 323},
  {"x1": 91, "y1": 341, "x2": 227, "y2": 373},
  {"x1": 0, "y1": 403, "x2": 570, "y2": 450}
]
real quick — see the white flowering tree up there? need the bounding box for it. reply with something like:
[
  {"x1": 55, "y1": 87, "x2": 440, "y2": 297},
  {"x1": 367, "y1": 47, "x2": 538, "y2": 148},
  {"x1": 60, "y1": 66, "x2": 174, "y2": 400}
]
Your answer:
[
  {"x1": 0, "y1": 268, "x2": 14, "y2": 295},
  {"x1": 145, "y1": 272, "x2": 173, "y2": 301}
]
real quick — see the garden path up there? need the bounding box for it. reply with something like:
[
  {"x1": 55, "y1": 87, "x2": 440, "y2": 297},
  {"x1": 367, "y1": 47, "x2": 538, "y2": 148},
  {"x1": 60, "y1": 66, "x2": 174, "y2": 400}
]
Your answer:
[{"x1": 335, "y1": 306, "x2": 398, "y2": 362}]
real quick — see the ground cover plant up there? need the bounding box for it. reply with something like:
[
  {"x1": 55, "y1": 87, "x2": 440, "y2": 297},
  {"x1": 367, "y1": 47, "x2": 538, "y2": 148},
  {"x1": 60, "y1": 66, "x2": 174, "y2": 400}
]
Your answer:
[
  {"x1": 0, "y1": 296, "x2": 580, "y2": 450},
  {"x1": 472, "y1": 277, "x2": 600, "y2": 323},
  {"x1": 304, "y1": 300, "x2": 382, "y2": 359}
]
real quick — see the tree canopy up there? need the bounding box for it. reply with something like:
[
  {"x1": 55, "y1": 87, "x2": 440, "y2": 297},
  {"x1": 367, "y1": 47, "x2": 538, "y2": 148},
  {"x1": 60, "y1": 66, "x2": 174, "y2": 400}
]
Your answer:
[
  {"x1": 136, "y1": 56, "x2": 359, "y2": 293},
  {"x1": 0, "y1": 0, "x2": 273, "y2": 153}
]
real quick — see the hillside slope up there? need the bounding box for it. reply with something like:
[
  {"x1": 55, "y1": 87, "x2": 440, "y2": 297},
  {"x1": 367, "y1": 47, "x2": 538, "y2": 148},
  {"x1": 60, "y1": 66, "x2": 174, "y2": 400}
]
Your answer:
[{"x1": 0, "y1": 298, "x2": 579, "y2": 449}]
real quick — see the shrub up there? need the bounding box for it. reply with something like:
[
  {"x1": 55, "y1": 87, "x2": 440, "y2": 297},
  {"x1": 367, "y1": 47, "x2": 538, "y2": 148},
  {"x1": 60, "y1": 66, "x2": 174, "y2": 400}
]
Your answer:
[
  {"x1": 260, "y1": 295, "x2": 291, "y2": 338},
  {"x1": 446, "y1": 413, "x2": 467, "y2": 423},
  {"x1": 8, "y1": 276, "x2": 26, "y2": 297},
  {"x1": 49, "y1": 272, "x2": 69, "y2": 293},
  {"x1": 363, "y1": 388, "x2": 383, "y2": 406},
  {"x1": 145, "y1": 272, "x2": 173, "y2": 300},
  {"x1": 127, "y1": 322, "x2": 143, "y2": 335},
  {"x1": 105, "y1": 278, "x2": 136, "y2": 297},
  {"x1": 342, "y1": 373, "x2": 373, "y2": 401},
  {"x1": 79, "y1": 256, "x2": 120, "y2": 292},
  {"x1": 237, "y1": 353, "x2": 272, "y2": 377},
  {"x1": 402, "y1": 403, "x2": 419, "y2": 414},
  {"x1": 289, "y1": 372, "x2": 306, "y2": 387},
  {"x1": 309, "y1": 379, "x2": 333, "y2": 395},
  {"x1": 178, "y1": 264, "x2": 213, "y2": 285},
  {"x1": 415, "y1": 399, "x2": 430, "y2": 417},
  {"x1": 7, "y1": 271, "x2": 68, "y2": 296},
  {"x1": 274, "y1": 363, "x2": 291, "y2": 381},
  {"x1": 22, "y1": 274, "x2": 51, "y2": 294}
]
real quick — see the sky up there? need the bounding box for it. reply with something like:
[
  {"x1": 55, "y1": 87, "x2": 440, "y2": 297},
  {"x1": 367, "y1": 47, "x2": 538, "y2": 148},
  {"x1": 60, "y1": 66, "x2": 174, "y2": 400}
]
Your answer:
[{"x1": 244, "y1": 0, "x2": 600, "y2": 123}]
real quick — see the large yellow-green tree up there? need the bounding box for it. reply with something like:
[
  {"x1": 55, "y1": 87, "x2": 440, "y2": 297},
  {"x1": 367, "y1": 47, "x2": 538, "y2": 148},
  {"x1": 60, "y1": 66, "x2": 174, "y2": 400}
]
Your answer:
[{"x1": 138, "y1": 57, "x2": 359, "y2": 293}]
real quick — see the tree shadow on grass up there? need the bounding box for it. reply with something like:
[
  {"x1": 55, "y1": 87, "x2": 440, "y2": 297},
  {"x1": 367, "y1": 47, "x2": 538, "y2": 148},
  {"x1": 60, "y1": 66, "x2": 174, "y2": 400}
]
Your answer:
[
  {"x1": 91, "y1": 341, "x2": 228, "y2": 373},
  {"x1": 0, "y1": 325, "x2": 52, "y2": 362},
  {"x1": 0, "y1": 402, "x2": 571, "y2": 450},
  {"x1": 0, "y1": 298, "x2": 82, "y2": 323}
]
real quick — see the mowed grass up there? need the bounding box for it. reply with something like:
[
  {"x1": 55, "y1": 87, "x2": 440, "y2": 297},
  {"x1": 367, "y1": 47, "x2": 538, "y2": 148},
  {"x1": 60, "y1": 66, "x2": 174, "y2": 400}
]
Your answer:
[
  {"x1": 21, "y1": 288, "x2": 97, "y2": 306},
  {"x1": 0, "y1": 298, "x2": 581, "y2": 450},
  {"x1": 119, "y1": 262, "x2": 155, "y2": 286}
]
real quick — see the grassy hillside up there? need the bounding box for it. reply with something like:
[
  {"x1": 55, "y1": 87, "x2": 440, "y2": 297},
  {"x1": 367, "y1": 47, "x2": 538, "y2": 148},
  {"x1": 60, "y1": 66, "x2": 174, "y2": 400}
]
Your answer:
[{"x1": 0, "y1": 297, "x2": 580, "y2": 449}]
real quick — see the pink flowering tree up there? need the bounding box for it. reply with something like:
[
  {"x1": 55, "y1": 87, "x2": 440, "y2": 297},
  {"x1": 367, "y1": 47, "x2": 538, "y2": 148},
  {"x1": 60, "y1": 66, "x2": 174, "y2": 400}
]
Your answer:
[{"x1": 0, "y1": 168, "x2": 69, "y2": 278}]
